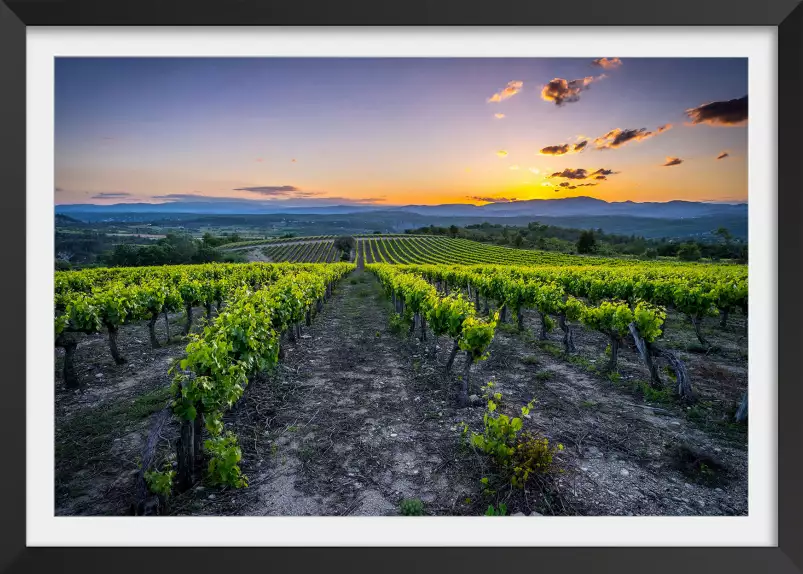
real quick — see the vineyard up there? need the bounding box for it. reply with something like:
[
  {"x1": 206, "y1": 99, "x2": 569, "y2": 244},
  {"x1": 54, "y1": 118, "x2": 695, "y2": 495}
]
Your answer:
[
  {"x1": 54, "y1": 246, "x2": 748, "y2": 517},
  {"x1": 226, "y1": 234, "x2": 729, "y2": 266}
]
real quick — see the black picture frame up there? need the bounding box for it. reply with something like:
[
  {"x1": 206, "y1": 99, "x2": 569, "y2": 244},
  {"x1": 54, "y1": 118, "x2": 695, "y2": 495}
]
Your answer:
[{"x1": 0, "y1": 1, "x2": 799, "y2": 572}]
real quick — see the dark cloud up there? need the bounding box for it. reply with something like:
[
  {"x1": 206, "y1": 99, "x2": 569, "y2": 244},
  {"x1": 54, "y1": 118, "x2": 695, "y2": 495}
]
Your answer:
[
  {"x1": 55, "y1": 187, "x2": 64, "y2": 192},
  {"x1": 559, "y1": 182, "x2": 572, "y2": 187},
  {"x1": 541, "y1": 75, "x2": 603, "y2": 106},
  {"x1": 717, "y1": 151, "x2": 730, "y2": 160},
  {"x1": 539, "y1": 139, "x2": 588, "y2": 156},
  {"x1": 594, "y1": 175, "x2": 607, "y2": 180},
  {"x1": 468, "y1": 196, "x2": 518, "y2": 203},
  {"x1": 550, "y1": 168, "x2": 588, "y2": 180},
  {"x1": 591, "y1": 168, "x2": 618, "y2": 176},
  {"x1": 540, "y1": 144, "x2": 570, "y2": 155},
  {"x1": 594, "y1": 125, "x2": 671, "y2": 149},
  {"x1": 90, "y1": 192, "x2": 131, "y2": 199},
  {"x1": 663, "y1": 157, "x2": 683, "y2": 167},
  {"x1": 685, "y1": 95, "x2": 747, "y2": 126},
  {"x1": 591, "y1": 57, "x2": 622, "y2": 69}
]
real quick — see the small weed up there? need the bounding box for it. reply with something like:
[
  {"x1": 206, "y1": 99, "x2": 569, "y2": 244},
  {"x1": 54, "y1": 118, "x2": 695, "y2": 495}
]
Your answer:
[
  {"x1": 389, "y1": 313, "x2": 407, "y2": 335},
  {"x1": 566, "y1": 354, "x2": 593, "y2": 370},
  {"x1": 144, "y1": 466, "x2": 175, "y2": 498},
  {"x1": 298, "y1": 444, "x2": 316, "y2": 463},
  {"x1": 399, "y1": 498, "x2": 425, "y2": 516},
  {"x1": 522, "y1": 355, "x2": 540, "y2": 366},
  {"x1": 686, "y1": 400, "x2": 714, "y2": 423},
  {"x1": 638, "y1": 381, "x2": 673, "y2": 403},
  {"x1": 349, "y1": 278, "x2": 358, "y2": 285},
  {"x1": 686, "y1": 343, "x2": 711, "y2": 354},
  {"x1": 498, "y1": 323, "x2": 520, "y2": 335},
  {"x1": 485, "y1": 503, "x2": 508, "y2": 516},
  {"x1": 535, "y1": 370, "x2": 552, "y2": 381},
  {"x1": 460, "y1": 386, "x2": 561, "y2": 490},
  {"x1": 579, "y1": 400, "x2": 599, "y2": 410},
  {"x1": 537, "y1": 341, "x2": 563, "y2": 357}
]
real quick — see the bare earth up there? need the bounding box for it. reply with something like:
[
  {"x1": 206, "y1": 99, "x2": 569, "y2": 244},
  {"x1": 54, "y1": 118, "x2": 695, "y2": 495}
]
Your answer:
[{"x1": 55, "y1": 270, "x2": 747, "y2": 516}]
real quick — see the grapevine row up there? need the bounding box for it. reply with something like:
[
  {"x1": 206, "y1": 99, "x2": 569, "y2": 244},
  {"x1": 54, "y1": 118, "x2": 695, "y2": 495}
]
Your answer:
[
  {"x1": 55, "y1": 263, "x2": 339, "y2": 387},
  {"x1": 387, "y1": 264, "x2": 699, "y2": 400},
  {"x1": 367, "y1": 263, "x2": 498, "y2": 407},
  {"x1": 169, "y1": 263, "x2": 355, "y2": 490}
]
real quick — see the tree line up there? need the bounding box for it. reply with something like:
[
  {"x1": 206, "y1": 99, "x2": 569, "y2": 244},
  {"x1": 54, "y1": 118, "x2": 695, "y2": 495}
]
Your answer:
[{"x1": 406, "y1": 222, "x2": 747, "y2": 262}]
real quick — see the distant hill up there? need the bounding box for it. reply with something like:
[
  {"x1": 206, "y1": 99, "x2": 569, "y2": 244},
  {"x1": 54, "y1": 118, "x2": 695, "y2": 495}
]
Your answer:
[
  {"x1": 55, "y1": 196, "x2": 746, "y2": 219},
  {"x1": 55, "y1": 213, "x2": 84, "y2": 225}
]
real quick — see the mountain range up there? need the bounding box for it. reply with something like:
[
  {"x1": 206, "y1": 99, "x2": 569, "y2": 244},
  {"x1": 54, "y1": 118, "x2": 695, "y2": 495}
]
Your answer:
[{"x1": 55, "y1": 196, "x2": 747, "y2": 219}]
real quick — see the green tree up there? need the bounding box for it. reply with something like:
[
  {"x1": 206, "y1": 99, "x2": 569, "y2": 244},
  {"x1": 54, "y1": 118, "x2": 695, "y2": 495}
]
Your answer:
[
  {"x1": 576, "y1": 230, "x2": 597, "y2": 254},
  {"x1": 677, "y1": 242, "x2": 702, "y2": 261},
  {"x1": 334, "y1": 236, "x2": 356, "y2": 260}
]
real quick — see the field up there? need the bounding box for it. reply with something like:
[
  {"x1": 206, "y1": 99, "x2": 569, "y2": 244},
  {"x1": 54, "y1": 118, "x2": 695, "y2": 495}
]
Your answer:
[
  {"x1": 54, "y1": 239, "x2": 748, "y2": 517},
  {"x1": 226, "y1": 235, "x2": 699, "y2": 266}
]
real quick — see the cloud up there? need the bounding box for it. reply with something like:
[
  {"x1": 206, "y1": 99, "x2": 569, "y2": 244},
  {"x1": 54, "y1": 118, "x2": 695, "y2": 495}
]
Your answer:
[
  {"x1": 541, "y1": 75, "x2": 603, "y2": 106},
  {"x1": 469, "y1": 196, "x2": 518, "y2": 203},
  {"x1": 594, "y1": 124, "x2": 671, "y2": 149},
  {"x1": 685, "y1": 95, "x2": 747, "y2": 126},
  {"x1": 717, "y1": 151, "x2": 730, "y2": 160},
  {"x1": 576, "y1": 183, "x2": 598, "y2": 187},
  {"x1": 550, "y1": 168, "x2": 588, "y2": 180},
  {"x1": 232, "y1": 185, "x2": 323, "y2": 198},
  {"x1": 55, "y1": 187, "x2": 64, "y2": 192},
  {"x1": 594, "y1": 175, "x2": 607, "y2": 180},
  {"x1": 291, "y1": 159, "x2": 297, "y2": 163},
  {"x1": 590, "y1": 168, "x2": 617, "y2": 177},
  {"x1": 151, "y1": 193, "x2": 384, "y2": 205},
  {"x1": 540, "y1": 144, "x2": 570, "y2": 156},
  {"x1": 153, "y1": 193, "x2": 214, "y2": 201},
  {"x1": 90, "y1": 192, "x2": 132, "y2": 199},
  {"x1": 496, "y1": 150, "x2": 508, "y2": 158},
  {"x1": 494, "y1": 113, "x2": 505, "y2": 119},
  {"x1": 255, "y1": 158, "x2": 263, "y2": 162},
  {"x1": 487, "y1": 81, "x2": 523, "y2": 103},
  {"x1": 559, "y1": 182, "x2": 571, "y2": 187},
  {"x1": 539, "y1": 140, "x2": 589, "y2": 156},
  {"x1": 509, "y1": 165, "x2": 520, "y2": 170},
  {"x1": 591, "y1": 57, "x2": 622, "y2": 69},
  {"x1": 663, "y1": 157, "x2": 683, "y2": 166},
  {"x1": 529, "y1": 167, "x2": 540, "y2": 174}
]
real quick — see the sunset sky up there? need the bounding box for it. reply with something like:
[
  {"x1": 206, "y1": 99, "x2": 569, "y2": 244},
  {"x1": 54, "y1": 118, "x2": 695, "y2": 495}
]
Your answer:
[{"x1": 55, "y1": 57, "x2": 748, "y2": 207}]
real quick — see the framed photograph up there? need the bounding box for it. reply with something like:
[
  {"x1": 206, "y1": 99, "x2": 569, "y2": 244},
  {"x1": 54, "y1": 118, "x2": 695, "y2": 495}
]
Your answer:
[{"x1": 1, "y1": 0, "x2": 800, "y2": 572}]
